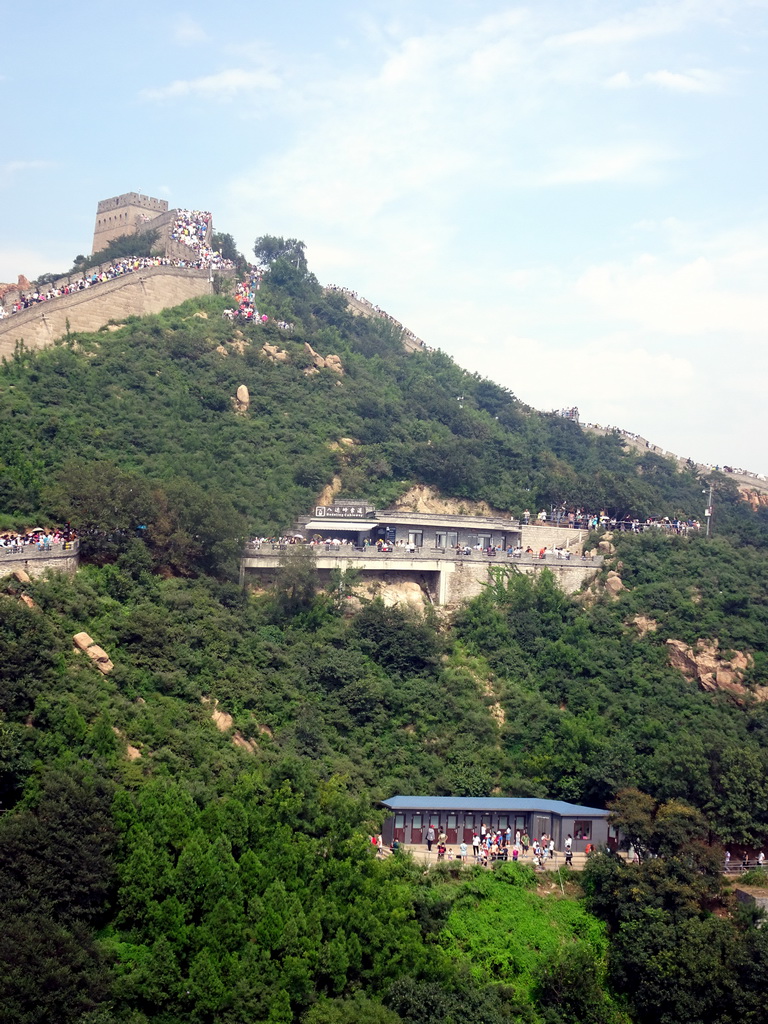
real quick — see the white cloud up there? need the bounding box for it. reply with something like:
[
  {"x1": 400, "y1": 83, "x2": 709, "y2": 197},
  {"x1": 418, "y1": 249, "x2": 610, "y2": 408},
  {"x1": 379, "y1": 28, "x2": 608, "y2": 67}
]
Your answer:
[
  {"x1": 545, "y1": 2, "x2": 699, "y2": 50},
  {"x1": 141, "y1": 68, "x2": 280, "y2": 101},
  {"x1": 572, "y1": 234, "x2": 768, "y2": 336},
  {"x1": 643, "y1": 68, "x2": 724, "y2": 92}
]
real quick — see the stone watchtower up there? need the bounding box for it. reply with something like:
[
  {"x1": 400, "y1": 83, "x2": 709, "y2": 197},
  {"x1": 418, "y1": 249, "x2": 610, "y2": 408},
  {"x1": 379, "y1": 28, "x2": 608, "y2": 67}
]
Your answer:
[{"x1": 92, "y1": 193, "x2": 169, "y2": 255}]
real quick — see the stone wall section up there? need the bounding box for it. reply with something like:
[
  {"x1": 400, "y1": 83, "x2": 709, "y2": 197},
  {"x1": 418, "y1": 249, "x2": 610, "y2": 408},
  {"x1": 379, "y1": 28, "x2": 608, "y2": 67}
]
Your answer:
[
  {"x1": 0, "y1": 267, "x2": 212, "y2": 358},
  {"x1": 442, "y1": 558, "x2": 598, "y2": 604},
  {"x1": 1, "y1": 551, "x2": 79, "y2": 578},
  {"x1": 520, "y1": 524, "x2": 588, "y2": 551}
]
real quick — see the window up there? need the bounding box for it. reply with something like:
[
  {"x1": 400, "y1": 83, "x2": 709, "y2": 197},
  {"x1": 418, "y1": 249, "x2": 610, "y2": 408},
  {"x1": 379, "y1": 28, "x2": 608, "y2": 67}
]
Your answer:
[
  {"x1": 478, "y1": 534, "x2": 491, "y2": 548},
  {"x1": 436, "y1": 532, "x2": 459, "y2": 548},
  {"x1": 429, "y1": 813, "x2": 440, "y2": 827},
  {"x1": 408, "y1": 531, "x2": 423, "y2": 547},
  {"x1": 574, "y1": 820, "x2": 592, "y2": 840},
  {"x1": 395, "y1": 814, "x2": 405, "y2": 829},
  {"x1": 464, "y1": 814, "x2": 474, "y2": 828},
  {"x1": 412, "y1": 814, "x2": 422, "y2": 829},
  {"x1": 447, "y1": 814, "x2": 457, "y2": 829},
  {"x1": 497, "y1": 815, "x2": 508, "y2": 829}
]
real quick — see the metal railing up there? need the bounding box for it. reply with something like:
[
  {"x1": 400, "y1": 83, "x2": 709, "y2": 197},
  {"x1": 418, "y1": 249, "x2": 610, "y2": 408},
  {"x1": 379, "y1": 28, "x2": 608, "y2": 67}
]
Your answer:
[
  {"x1": 244, "y1": 542, "x2": 600, "y2": 566},
  {"x1": 0, "y1": 540, "x2": 79, "y2": 560}
]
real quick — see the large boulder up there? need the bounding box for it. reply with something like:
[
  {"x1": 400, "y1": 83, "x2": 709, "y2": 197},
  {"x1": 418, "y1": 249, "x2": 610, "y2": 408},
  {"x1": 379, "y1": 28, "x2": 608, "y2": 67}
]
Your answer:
[
  {"x1": 324, "y1": 353, "x2": 344, "y2": 375},
  {"x1": 73, "y1": 631, "x2": 95, "y2": 651},
  {"x1": 84, "y1": 644, "x2": 114, "y2": 673},
  {"x1": 604, "y1": 571, "x2": 625, "y2": 598},
  {"x1": 262, "y1": 343, "x2": 289, "y2": 363},
  {"x1": 234, "y1": 384, "x2": 250, "y2": 414}
]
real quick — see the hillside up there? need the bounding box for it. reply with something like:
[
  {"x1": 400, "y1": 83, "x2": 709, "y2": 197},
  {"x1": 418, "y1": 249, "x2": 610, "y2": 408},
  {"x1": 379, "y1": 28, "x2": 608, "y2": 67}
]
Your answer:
[{"x1": 2, "y1": 244, "x2": 768, "y2": 1024}]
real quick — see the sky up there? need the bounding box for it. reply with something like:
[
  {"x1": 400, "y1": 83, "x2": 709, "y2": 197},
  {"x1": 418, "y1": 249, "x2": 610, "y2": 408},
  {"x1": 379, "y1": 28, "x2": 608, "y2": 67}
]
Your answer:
[{"x1": 2, "y1": 0, "x2": 767, "y2": 475}]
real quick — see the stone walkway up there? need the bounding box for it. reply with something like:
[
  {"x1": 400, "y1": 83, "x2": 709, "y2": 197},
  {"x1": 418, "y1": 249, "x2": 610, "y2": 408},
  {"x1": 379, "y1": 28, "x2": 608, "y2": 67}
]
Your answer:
[{"x1": 396, "y1": 843, "x2": 591, "y2": 871}]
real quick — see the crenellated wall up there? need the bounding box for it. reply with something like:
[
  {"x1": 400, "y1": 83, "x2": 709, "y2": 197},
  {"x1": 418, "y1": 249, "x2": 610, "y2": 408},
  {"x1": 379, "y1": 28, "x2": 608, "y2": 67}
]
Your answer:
[{"x1": 0, "y1": 266, "x2": 213, "y2": 358}]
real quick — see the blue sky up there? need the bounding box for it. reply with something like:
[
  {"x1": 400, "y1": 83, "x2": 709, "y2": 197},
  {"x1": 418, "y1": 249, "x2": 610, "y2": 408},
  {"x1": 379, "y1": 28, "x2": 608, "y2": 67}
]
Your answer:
[{"x1": 2, "y1": 1, "x2": 767, "y2": 476}]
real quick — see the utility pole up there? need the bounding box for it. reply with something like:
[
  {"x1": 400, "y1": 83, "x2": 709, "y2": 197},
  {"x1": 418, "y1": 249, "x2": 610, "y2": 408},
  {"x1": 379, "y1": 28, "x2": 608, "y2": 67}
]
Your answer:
[{"x1": 703, "y1": 483, "x2": 714, "y2": 537}]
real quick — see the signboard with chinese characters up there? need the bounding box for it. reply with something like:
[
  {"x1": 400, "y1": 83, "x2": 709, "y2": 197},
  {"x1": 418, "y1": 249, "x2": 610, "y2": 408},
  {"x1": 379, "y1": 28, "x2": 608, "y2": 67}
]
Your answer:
[{"x1": 315, "y1": 504, "x2": 375, "y2": 519}]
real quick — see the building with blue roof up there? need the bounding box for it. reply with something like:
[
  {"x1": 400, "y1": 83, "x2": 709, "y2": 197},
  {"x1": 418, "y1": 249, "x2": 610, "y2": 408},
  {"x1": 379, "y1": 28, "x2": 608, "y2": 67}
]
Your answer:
[{"x1": 380, "y1": 795, "x2": 617, "y2": 853}]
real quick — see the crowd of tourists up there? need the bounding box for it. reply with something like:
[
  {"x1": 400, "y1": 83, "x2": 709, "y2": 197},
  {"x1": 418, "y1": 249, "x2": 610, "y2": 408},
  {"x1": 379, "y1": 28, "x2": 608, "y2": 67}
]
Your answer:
[
  {"x1": 222, "y1": 268, "x2": 293, "y2": 329},
  {"x1": 389, "y1": 826, "x2": 578, "y2": 869},
  {"x1": 1, "y1": 253, "x2": 236, "y2": 319},
  {"x1": 168, "y1": 209, "x2": 232, "y2": 268},
  {"x1": 0, "y1": 526, "x2": 78, "y2": 554},
  {"x1": 523, "y1": 507, "x2": 701, "y2": 534}
]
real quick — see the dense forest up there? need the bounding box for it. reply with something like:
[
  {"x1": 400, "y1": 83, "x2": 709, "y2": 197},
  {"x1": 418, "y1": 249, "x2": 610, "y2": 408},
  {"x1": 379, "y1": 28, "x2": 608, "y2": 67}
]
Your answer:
[{"x1": 2, "y1": 240, "x2": 768, "y2": 1023}]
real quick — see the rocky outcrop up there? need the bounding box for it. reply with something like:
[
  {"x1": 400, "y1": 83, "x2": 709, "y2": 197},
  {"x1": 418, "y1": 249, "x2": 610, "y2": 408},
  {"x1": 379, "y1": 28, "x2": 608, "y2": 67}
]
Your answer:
[
  {"x1": 262, "y1": 342, "x2": 289, "y2": 363},
  {"x1": 598, "y1": 532, "x2": 616, "y2": 555},
  {"x1": 73, "y1": 631, "x2": 114, "y2": 673},
  {"x1": 629, "y1": 614, "x2": 658, "y2": 636},
  {"x1": 740, "y1": 487, "x2": 768, "y2": 510},
  {"x1": 304, "y1": 342, "x2": 344, "y2": 374},
  {"x1": 576, "y1": 567, "x2": 626, "y2": 606},
  {"x1": 0, "y1": 275, "x2": 31, "y2": 303},
  {"x1": 393, "y1": 484, "x2": 505, "y2": 518},
  {"x1": 666, "y1": 638, "x2": 765, "y2": 700},
  {"x1": 317, "y1": 475, "x2": 343, "y2": 508},
  {"x1": 202, "y1": 696, "x2": 259, "y2": 753}
]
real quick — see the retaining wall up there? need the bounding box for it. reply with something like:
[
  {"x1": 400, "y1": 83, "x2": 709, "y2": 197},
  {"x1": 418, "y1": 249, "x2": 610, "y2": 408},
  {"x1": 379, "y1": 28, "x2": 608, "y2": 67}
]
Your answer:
[{"x1": 0, "y1": 548, "x2": 79, "y2": 578}]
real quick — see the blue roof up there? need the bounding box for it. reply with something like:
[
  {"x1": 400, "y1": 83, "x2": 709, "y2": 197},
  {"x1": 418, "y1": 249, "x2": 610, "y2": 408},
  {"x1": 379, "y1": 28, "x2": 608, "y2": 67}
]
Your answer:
[{"x1": 381, "y1": 795, "x2": 609, "y2": 817}]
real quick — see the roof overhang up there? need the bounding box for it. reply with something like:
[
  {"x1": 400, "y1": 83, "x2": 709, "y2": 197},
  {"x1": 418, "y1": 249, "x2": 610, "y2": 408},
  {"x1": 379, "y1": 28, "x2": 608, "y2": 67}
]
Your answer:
[
  {"x1": 304, "y1": 519, "x2": 379, "y2": 531},
  {"x1": 380, "y1": 795, "x2": 609, "y2": 817}
]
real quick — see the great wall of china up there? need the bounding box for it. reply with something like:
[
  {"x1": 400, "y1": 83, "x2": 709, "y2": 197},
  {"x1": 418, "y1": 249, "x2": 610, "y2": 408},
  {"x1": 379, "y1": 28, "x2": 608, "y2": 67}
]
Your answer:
[
  {"x1": 1, "y1": 192, "x2": 765, "y2": 503},
  {"x1": 0, "y1": 265, "x2": 213, "y2": 359}
]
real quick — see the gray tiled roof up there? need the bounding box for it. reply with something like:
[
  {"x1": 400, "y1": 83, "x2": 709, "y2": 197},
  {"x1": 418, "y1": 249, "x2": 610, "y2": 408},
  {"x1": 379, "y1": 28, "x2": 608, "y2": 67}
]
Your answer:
[{"x1": 381, "y1": 795, "x2": 609, "y2": 817}]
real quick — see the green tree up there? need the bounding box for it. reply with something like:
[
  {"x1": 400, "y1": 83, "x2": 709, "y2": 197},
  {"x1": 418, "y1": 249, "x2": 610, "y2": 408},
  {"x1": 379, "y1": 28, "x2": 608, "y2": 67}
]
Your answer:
[
  {"x1": 253, "y1": 235, "x2": 307, "y2": 273},
  {"x1": 274, "y1": 545, "x2": 319, "y2": 618}
]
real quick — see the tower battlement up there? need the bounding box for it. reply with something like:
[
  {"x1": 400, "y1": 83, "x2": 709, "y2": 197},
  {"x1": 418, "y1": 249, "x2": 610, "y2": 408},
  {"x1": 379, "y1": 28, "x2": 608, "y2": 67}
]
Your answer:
[
  {"x1": 96, "y1": 192, "x2": 169, "y2": 215},
  {"x1": 93, "y1": 192, "x2": 170, "y2": 254}
]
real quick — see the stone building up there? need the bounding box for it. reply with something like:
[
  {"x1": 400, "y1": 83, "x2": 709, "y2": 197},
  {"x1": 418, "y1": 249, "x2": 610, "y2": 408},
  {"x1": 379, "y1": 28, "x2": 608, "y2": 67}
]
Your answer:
[{"x1": 240, "y1": 505, "x2": 601, "y2": 605}]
